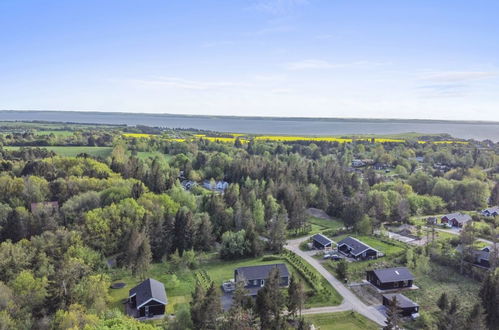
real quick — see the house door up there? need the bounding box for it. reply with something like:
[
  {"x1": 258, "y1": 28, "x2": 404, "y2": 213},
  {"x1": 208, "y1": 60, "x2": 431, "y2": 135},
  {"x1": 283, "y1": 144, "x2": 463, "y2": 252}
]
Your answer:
[{"x1": 145, "y1": 306, "x2": 150, "y2": 317}]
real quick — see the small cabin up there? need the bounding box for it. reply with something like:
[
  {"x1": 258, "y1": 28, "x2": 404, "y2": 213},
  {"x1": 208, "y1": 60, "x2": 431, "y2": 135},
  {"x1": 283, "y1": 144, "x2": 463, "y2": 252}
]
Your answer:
[
  {"x1": 127, "y1": 278, "x2": 167, "y2": 319},
  {"x1": 366, "y1": 267, "x2": 414, "y2": 290},
  {"x1": 234, "y1": 264, "x2": 289, "y2": 295},
  {"x1": 312, "y1": 233, "x2": 333, "y2": 250},
  {"x1": 382, "y1": 293, "x2": 419, "y2": 316},
  {"x1": 337, "y1": 236, "x2": 379, "y2": 260},
  {"x1": 441, "y1": 213, "x2": 471, "y2": 227}
]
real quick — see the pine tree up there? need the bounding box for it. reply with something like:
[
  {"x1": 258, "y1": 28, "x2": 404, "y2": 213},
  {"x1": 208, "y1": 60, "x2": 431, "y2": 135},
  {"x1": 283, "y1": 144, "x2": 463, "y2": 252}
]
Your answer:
[
  {"x1": 269, "y1": 206, "x2": 287, "y2": 253},
  {"x1": 384, "y1": 296, "x2": 400, "y2": 330},
  {"x1": 287, "y1": 276, "x2": 305, "y2": 319},
  {"x1": 437, "y1": 292, "x2": 449, "y2": 311},
  {"x1": 479, "y1": 272, "x2": 499, "y2": 329},
  {"x1": 203, "y1": 282, "x2": 222, "y2": 329},
  {"x1": 465, "y1": 303, "x2": 487, "y2": 330},
  {"x1": 255, "y1": 268, "x2": 285, "y2": 329},
  {"x1": 190, "y1": 284, "x2": 206, "y2": 330}
]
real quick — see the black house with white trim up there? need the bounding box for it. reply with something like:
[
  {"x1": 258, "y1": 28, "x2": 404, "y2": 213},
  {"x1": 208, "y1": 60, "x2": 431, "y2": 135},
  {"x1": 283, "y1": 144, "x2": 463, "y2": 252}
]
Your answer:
[
  {"x1": 234, "y1": 264, "x2": 290, "y2": 295},
  {"x1": 312, "y1": 233, "x2": 333, "y2": 249},
  {"x1": 366, "y1": 267, "x2": 414, "y2": 290},
  {"x1": 382, "y1": 293, "x2": 419, "y2": 316},
  {"x1": 337, "y1": 236, "x2": 379, "y2": 260},
  {"x1": 127, "y1": 278, "x2": 167, "y2": 319}
]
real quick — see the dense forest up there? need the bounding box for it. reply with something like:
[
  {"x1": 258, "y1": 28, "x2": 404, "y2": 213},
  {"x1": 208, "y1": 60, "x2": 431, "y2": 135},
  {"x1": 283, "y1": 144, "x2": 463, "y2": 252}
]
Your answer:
[{"x1": 0, "y1": 123, "x2": 498, "y2": 329}]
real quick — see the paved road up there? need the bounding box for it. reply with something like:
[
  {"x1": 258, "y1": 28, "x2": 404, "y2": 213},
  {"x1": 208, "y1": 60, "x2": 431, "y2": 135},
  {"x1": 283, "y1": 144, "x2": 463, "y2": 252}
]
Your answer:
[{"x1": 285, "y1": 237, "x2": 387, "y2": 326}]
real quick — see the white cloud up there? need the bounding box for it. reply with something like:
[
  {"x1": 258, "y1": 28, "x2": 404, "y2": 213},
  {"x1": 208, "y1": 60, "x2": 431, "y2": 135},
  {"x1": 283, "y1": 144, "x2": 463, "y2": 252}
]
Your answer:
[
  {"x1": 252, "y1": 0, "x2": 309, "y2": 14},
  {"x1": 128, "y1": 77, "x2": 249, "y2": 90},
  {"x1": 285, "y1": 59, "x2": 342, "y2": 70},
  {"x1": 421, "y1": 71, "x2": 498, "y2": 82}
]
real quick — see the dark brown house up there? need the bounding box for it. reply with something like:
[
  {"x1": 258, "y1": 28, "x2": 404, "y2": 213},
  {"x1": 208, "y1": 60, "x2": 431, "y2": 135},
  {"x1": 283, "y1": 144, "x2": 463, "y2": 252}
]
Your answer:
[
  {"x1": 366, "y1": 267, "x2": 414, "y2": 290},
  {"x1": 234, "y1": 264, "x2": 290, "y2": 295},
  {"x1": 127, "y1": 278, "x2": 167, "y2": 319},
  {"x1": 441, "y1": 213, "x2": 471, "y2": 227},
  {"x1": 382, "y1": 293, "x2": 419, "y2": 316}
]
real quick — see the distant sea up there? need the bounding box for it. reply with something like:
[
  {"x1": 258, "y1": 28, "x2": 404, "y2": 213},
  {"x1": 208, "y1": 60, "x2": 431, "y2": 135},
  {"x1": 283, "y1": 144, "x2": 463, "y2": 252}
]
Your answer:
[{"x1": 1, "y1": 111, "x2": 499, "y2": 141}]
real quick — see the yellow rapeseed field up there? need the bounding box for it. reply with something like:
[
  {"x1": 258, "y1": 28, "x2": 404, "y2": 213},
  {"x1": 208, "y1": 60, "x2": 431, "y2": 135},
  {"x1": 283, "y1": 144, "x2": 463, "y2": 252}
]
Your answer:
[{"x1": 124, "y1": 132, "x2": 468, "y2": 145}]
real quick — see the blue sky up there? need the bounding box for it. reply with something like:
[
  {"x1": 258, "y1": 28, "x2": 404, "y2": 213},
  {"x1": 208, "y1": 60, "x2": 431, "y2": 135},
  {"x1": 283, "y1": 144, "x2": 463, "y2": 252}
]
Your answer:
[{"x1": 1, "y1": 0, "x2": 498, "y2": 120}]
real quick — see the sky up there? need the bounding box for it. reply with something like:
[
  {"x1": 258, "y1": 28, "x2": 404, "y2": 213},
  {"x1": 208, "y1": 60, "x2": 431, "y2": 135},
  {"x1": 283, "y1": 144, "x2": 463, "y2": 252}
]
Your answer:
[{"x1": 1, "y1": 0, "x2": 499, "y2": 121}]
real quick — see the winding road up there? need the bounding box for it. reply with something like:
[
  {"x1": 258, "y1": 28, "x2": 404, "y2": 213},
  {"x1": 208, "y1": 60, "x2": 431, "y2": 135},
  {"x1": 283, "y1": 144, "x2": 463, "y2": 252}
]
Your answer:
[{"x1": 285, "y1": 236, "x2": 387, "y2": 326}]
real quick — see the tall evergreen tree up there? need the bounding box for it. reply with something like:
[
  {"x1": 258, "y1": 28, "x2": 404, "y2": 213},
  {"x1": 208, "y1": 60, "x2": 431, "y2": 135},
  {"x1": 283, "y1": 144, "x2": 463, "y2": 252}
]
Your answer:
[
  {"x1": 287, "y1": 276, "x2": 305, "y2": 319},
  {"x1": 255, "y1": 268, "x2": 286, "y2": 330},
  {"x1": 383, "y1": 296, "x2": 400, "y2": 330},
  {"x1": 268, "y1": 206, "x2": 287, "y2": 253},
  {"x1": 480, "y1": 272, "x2": 499, "y2": 329}
]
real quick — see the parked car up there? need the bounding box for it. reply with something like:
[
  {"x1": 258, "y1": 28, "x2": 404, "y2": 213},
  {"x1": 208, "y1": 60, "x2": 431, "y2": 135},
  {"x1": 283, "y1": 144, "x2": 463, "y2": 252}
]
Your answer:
[{"x1": 330, "y1": 254, "x2": 343, "y2": 261}]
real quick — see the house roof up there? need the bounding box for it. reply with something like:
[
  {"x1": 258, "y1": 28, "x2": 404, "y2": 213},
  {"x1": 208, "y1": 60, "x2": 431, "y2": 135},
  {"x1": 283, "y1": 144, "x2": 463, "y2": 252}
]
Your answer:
[
  {"x1": 129, "y1": 278, "x2": 167, "y2": 309},
  {"x1": 383, "y1": 293, "x2": 419, "y2": 309},
  {"x1": 312, "y1": 233, "x2": 333, "y2": 246},
  {"x1": 235, "y1": 264, "x2": 289, "y2": 281},
  {"x1": 442, "y1": 213, "x2": 472, "y2": 224},
  {"x1": 483, "y1": 207, "x2": 499, "y2": 214},
  {"x1": 371, "y1": 267, "x2": 414, "y2": 283},
  {"x1": 337, "y1": 236, "x2": 378, "y2": 256}
]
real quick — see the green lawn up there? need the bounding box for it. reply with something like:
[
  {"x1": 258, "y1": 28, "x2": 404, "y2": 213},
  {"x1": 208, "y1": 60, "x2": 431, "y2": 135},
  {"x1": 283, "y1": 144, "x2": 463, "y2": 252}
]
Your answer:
[
  {"x1": 304, "y1": 311, "x2": 379, "y2": 330},
  {"x1": 3, "y1": 146, "x2": 113, "y2": 158},
  {"x1": 332, "y1": 234, "x2": 406, "y2": 256},
  {"x1": 288, "y1": 216, "x2": 344, "y2": 238},
  {"x1": 108, "y1": 254, "x2": 341, "y2": 315}
]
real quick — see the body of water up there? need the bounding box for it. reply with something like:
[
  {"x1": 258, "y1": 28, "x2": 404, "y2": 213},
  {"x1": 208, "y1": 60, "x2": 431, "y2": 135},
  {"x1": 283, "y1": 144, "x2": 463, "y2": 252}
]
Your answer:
[{"x1": 1, "y1": 111, "x2": 499, "y2": 141}]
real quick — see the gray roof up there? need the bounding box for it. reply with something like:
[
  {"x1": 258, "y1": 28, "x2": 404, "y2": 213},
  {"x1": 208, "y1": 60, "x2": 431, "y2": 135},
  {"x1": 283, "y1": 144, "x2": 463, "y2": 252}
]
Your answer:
[
  {"x1": 482, "y1": 207, "x2": 499, "y2": 215},
  {"x1": 129, "y1": 278, "x2": 167, "y2": 308},
  {"x1": 372, "y1": 267, "x2": 414, "y2": 283},
  {"x1": 312, "y1": 233, "x2": 333, "y2": 246},
  {"x1": 337, "y1": 236, "x2": 378, "y2": 256},
  {"x1": 235, "y1": 264, "x2": 289, "y2": 281},
  {"x1": 442, "y1": 213, "x2": 472, "y2": 224},
  {"x1": 383, "y1": 293, "x2": 419, "y2": 309}
]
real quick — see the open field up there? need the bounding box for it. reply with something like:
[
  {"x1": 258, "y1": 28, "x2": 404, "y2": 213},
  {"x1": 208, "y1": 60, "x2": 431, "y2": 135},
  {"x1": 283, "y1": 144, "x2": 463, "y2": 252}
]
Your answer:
[
  {"x1": 3, "y1": 146, "x2": 113, "y2": 158},
  {"x1": 288, "y1": 216, "x2": 344, "y2": 239},
  {"x1": 108, "y1": 254, "x2": 342, "y2": 315},
  {"x1": 403, "y1": 262, "x2": 480, "y2": 327},
  {"x1": 135, "y1": 151, "x2": 173, "y2": 162},
  {"x1": 304, "y1": 311, "x2": 379, "y2": 330}
]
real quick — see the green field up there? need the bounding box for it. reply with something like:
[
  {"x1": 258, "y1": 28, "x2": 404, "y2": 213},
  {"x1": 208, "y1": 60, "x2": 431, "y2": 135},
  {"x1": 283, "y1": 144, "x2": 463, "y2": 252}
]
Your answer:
[
  {"x1": 33, "y1": 130, "x2": 75, "y2": 136},
  {"x1": 135, "y1": 151, "x2": 173, "y2": 162},
  {"x1": 288, "y1": 216, "x2": 344, "y2": 238},
  {"x1": 108, "y1": 254, "x2": 342, "y2": 315},
  {"x1": 3, "y1": 146, "x2": 113, "y2": 158},
  {"x1": 304, "y1": 311, "x2": 379, "y2": 330}
]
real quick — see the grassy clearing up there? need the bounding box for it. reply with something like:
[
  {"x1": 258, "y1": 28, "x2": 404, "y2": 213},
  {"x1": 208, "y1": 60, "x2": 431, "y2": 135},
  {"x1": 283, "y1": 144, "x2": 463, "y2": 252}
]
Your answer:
[
  {"x1": 3, "y1": 146, "x2": 113, "y2": 158},
  {"x1": 288, "y1": 216, "x2": 344, "y2": 238},
  {"x1": 108, "y1": 254, "x2": 341, "y2": 315},
  {"x1": 135, "y1": 151, "x2": 173, "y2": 162},
  {"x1": 303, "y1": 311, "x2": 379, "y2": 330},
  {"x1": 403, "y1": 261, "x2": 480, "y2": 326}
]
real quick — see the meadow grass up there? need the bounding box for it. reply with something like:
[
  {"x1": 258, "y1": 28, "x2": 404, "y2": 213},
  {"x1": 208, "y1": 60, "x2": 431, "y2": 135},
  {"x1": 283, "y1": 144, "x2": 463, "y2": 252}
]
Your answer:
[{"x1": 304, "y1": 311, "x2": 379, "y2": 330}]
